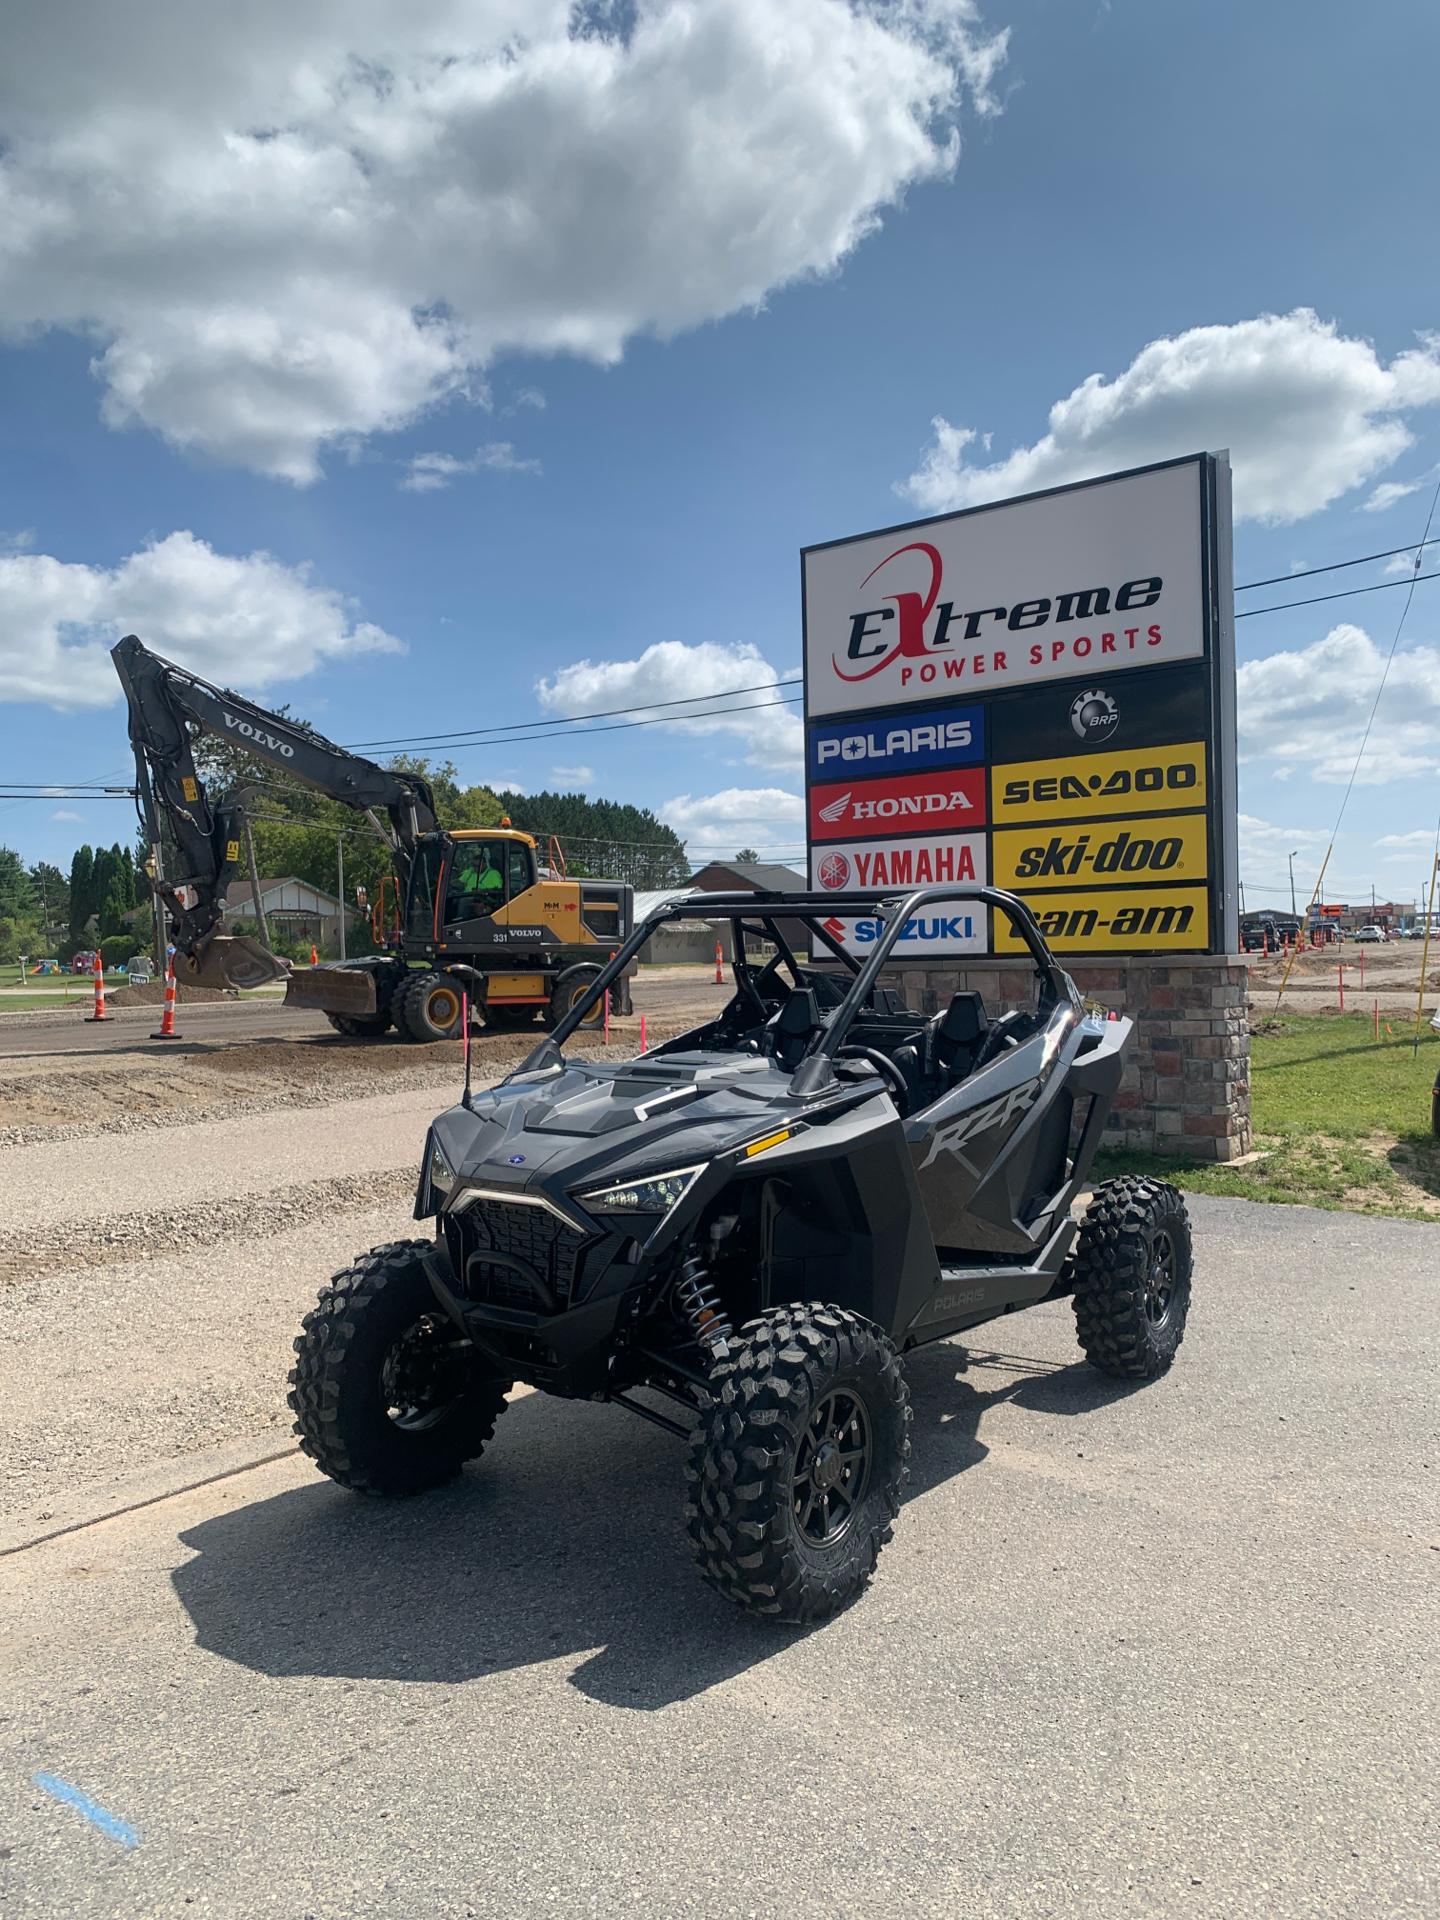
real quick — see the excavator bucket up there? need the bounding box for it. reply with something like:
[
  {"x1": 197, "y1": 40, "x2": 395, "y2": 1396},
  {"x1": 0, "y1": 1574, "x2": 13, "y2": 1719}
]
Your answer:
[
  {"x1": 283, "y1": 966, "x2": 378, "y2": 1018},
  {"x1": 180, "y1": 932, "x2": 290, "y2": 993}
]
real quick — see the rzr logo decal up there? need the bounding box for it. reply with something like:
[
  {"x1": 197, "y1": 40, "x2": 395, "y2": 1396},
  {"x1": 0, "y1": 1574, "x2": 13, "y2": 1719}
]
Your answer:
[{"x1": 917, "y1": 1076, "x2": 1040, "y2": 1172}]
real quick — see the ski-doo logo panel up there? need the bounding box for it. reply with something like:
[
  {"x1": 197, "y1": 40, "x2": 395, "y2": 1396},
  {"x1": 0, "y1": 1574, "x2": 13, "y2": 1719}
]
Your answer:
[
  {"x1": 809, "y1": 766, "x2": 986, "y2": 841},
  {"x1": 807, "y1": 704, "x2": 982, "y2": 779},
  {"x1": 993, "y1": 811, "x2": 1207, "y2": 887}
]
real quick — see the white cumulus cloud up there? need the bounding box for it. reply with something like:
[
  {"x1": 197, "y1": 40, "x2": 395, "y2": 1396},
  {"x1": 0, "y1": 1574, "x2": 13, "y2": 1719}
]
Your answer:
[
  {"x1": 537, "y1": 639, "x2": 802, "y2": 766},
  {"x1": 0, "y1": 0, "x2": 1006, "y2": 481},
  {"x1": 900, "y1": 310, "x2": 1440, "y2": 524},
  {"x1": 660, "y1": 785, "x2": 806, "y2": 863},
  {"x1": 0, "y1": 530, "x2": 401, "y2": 709},
  {"x1": 1236, "y1": 621, "x2": 1440, "y2": 783}
]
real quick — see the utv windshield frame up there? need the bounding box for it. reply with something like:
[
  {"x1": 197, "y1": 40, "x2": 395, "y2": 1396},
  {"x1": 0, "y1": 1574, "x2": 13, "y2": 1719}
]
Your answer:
[{"x1": 522, "y1": 885, "x2": 1075, "y2": 1085}]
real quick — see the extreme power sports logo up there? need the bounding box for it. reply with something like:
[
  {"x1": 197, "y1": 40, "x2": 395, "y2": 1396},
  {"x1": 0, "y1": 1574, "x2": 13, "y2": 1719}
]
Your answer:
[{"x1": 829, "y1": 541, "x2": 1166, "y2": 693}]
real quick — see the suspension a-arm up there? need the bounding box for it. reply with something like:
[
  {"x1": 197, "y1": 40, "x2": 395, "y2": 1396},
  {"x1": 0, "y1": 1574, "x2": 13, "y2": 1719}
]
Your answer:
[{"x1": 112, "y1": 633, "x2": 437, "y2": 989}]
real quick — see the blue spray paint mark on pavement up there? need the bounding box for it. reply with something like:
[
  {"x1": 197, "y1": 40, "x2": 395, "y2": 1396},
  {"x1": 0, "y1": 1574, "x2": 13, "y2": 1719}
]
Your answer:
[{"x1": 32, "y1": 1772, "x2": 139, "y2": 1848}]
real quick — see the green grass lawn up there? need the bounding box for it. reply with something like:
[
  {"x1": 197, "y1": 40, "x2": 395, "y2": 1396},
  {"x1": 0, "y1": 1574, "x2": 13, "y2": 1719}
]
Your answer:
[{"x1": 1095, "y1": 1012, "x2": 1440, "y2": 1220}]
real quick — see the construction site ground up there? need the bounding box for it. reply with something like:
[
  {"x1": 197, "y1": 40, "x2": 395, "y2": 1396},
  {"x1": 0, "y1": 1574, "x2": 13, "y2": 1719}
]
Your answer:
[
  {"x1": 2, "y1": 964, "x2": 1436, "y2": 1914},
  {"x1": 1245, "y1": 936, "x2": 1440, "y2": 1014}
]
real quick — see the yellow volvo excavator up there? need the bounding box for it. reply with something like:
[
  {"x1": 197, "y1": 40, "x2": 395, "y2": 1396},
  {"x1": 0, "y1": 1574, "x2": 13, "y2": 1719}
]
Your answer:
[{"x1": 112, "y1": 635, "x2": 634, "y2": 1039}]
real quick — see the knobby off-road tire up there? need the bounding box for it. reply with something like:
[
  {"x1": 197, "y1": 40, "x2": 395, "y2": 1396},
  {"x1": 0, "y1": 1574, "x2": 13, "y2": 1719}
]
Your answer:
[
  {"x1": 396, "y1": 971, "x2": 465, "y2": 1042},
  {"x1": 288, "y1": 1239, "x2": 511, "y2": 1495},
  {"x1": 1071, "y1": 1177, "x2": 1193, "y2": 1379},
  {"x1": 326, "y1": 1011, "x2": 393, "y2": 1038},
  {"x1": 685, "y1": 1303, "x2": 911, "y2": 1624}
]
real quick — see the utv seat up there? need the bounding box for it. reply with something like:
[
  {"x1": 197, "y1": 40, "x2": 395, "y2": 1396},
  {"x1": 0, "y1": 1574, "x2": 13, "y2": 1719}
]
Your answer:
[
  {"x1": 889, "y1": 991, "x2": 992, "y2": 1106},
  {"x1": 764, "y1": 987, "x2": 823, "y2": 1071}
]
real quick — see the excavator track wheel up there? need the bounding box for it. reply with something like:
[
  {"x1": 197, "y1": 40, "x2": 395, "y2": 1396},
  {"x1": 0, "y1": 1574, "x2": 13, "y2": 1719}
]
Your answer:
[{"x1": 396, "y1": 971, "x2": 465, "y2": 1043}]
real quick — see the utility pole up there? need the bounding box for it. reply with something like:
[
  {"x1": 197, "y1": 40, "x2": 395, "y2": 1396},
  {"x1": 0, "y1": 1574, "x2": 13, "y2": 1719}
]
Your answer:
[
  {"x1": 1289, "y1": 850, "x2": 1298, "y2": 918},
  {"x1": 337, "y1": 831, "x2": 346, "y2": 963},
  {"x1": 242, "y1": 815, "x2": 271, "y2": 951}
]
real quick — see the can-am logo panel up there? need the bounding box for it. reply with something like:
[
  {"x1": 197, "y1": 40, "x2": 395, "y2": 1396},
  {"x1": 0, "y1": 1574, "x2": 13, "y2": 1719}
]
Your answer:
[
  {"x1": 993, "y1": 741, "x2": 1207, "y2": 824},
  {"x1": 809, "y1": 766, "x2": 986, "y2": 841},
  {"x1": 992, "y1": 886, "x2": 1211, "y2": 954},
  {"x1": 807, "y1": 703, "x2": 983, "y2": 779}
]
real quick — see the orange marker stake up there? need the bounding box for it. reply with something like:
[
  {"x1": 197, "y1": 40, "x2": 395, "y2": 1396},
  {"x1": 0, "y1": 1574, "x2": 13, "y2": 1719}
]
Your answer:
[
  {"x1": 715, "y1": 940, "x2": 723, "y2": 985},
  {"x1": 639, "y1": 1013, "x2": 647, "y2": 1054}
]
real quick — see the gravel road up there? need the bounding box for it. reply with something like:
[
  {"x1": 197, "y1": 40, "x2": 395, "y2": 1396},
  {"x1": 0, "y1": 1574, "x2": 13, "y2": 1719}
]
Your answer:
[{"x1": 0, "y1": 1198, "x2": 1435, "y2": 1918}]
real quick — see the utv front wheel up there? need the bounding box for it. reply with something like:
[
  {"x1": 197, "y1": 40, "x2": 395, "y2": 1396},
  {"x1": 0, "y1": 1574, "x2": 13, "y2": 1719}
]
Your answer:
[
  {"x1": 1071, "y1": 1177, "x2": 1193, "y2": 1379},
  {"x1": 288, "y1": 1239, "x2": 511, "y2": 1495},
  {"x1": 685, "y1": 1303, "x2": 911, "y2": 1623}
]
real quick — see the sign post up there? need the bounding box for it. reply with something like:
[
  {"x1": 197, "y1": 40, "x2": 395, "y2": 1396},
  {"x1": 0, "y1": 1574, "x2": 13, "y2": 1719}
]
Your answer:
[{"x1": 802, "y1": 452, "x2": 1237, "y2": 960}]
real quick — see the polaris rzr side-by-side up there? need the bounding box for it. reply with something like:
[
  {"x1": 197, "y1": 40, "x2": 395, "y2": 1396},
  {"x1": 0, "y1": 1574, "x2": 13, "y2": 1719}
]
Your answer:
[{"x1": 289, "y1": 885, "x2": 1194, "y2": 1623}]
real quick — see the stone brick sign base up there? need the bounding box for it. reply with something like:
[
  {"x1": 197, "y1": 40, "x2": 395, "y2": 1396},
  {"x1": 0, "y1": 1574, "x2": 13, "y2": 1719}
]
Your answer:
[{"x1": 860, "y1": 952, "x2": 1252, "y2": 1163}]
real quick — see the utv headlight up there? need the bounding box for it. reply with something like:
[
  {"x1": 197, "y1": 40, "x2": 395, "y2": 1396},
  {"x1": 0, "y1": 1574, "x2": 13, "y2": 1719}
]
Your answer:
[
  {"x1": 577, "y1": 1165, "x2": 705, "y2": 1217},
  {"x1": 427, "y1": 1138, "x2": 457, "y2": 1198}
]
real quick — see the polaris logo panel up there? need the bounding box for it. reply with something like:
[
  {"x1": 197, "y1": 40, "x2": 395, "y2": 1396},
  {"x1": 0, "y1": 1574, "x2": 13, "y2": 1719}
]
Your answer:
[
  {"x1": 809, "y1": 765, "x2": 986, "y2": 841},
  {"x1": 807, "y1": 703, "x2": 983, "y2": 779}
]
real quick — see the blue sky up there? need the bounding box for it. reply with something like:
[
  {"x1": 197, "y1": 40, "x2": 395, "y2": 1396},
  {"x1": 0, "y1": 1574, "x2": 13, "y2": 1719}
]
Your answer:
[{"x1": 2, "y1": 0, "x2": 1438, "y2": 914}]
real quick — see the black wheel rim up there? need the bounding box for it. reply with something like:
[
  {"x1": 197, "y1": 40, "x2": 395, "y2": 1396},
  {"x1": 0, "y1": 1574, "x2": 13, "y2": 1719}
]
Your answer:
[
  {"x1": 791, "y1": 1388, "x2": 871, "y2": 1546},
  {"x1": 1144, "y1": 1229, "x2": 1177, "y2": 1327},
  {"x1": 380, "y1": 1315, "x2": 472, "y2": 1431}
]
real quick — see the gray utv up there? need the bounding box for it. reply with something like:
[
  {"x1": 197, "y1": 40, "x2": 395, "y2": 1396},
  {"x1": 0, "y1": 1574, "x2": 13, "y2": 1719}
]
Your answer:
[{"x1": 289, "y1": 885, "x2": 1193, "y2": 1623}]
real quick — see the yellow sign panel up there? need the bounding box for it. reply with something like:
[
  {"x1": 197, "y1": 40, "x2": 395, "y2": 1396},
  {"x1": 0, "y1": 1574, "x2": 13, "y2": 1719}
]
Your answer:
[
  {"x1": 992, "y1": 810, "x2": 1209, "y2": 889},
  {"x1": 991, "y1": 740, "x2": 1207, "y2": 823},
  {"x1": 995, "y1": 886, "x2": 1211, "y2": 953}
]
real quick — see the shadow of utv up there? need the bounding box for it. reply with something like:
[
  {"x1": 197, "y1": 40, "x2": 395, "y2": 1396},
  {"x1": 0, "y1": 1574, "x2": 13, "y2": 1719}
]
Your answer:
[{"x1": 172, "y1": 1334, "x2": 1138, "y2": 1710}]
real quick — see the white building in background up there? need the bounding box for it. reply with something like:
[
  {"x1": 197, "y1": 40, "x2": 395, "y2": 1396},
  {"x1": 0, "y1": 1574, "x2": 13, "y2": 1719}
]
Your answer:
[{"x1": 221, "y1": 876, "x2": 343, "y2": 950}]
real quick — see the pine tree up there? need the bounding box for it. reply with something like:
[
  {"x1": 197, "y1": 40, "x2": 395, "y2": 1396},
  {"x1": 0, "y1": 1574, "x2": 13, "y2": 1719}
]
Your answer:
[{"x1": 68, "y1": 845, "x2": 95, "y2": 943}]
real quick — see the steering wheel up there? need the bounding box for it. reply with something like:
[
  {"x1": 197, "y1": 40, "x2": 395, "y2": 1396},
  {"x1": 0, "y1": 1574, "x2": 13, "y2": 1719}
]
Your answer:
[
  {"x1": 971, "y1": 1009, "x2": 1034, "y2": 1072},
  {"x1": 837, "y1": 1046, "x2": 911, "y2": 1116}
]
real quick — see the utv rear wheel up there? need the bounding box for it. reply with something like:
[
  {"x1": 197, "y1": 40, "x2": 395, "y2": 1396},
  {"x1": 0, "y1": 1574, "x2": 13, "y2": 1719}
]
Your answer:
[
  {"x1": 288, "y1": 1239, "x2": 511, "y2": 1495},
  {"x1": 396, "y1": 971, "x2": 465, "y2": 1042},
  {"x1": 685, "y1": 1303, "x2": 911, "y2": 1623},
  {"x1": 326, "y1": 1011, "x2": 393, "y2": 1038},
  {"x1": 1071, "y1": 1177, "x2": 1193, "y2": 1379}
]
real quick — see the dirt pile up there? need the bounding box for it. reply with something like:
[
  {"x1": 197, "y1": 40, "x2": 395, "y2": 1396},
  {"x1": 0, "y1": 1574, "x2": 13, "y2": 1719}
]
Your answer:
[{"x1": 106, "y1": 981, "x2": 232, "y2": 1006}]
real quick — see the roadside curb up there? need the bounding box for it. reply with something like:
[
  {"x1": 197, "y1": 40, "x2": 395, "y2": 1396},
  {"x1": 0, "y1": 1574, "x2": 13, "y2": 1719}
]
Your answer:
[{"x1": 0, "y1": 1434, "x2": 305, "y2": 1559}]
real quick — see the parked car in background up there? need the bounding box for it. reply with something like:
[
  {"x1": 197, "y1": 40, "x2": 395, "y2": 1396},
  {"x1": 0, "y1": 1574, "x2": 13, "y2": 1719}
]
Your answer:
[{"x1": 1354, "y1": 925, "x2": 1388, "y2": 942}]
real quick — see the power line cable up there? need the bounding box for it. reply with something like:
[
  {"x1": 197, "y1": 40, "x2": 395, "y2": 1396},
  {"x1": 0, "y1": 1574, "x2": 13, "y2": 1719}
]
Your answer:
[
  {"x1": 1236, "y1": 568, "x2": 1440, "y2": 620},
  {"x1": 344, "y1": 678, "x2": 801, "y2": 750},
  {"x1": 1275, "y1": 477, "x2": 1440, "y2": 1009},
  {"x1": 1235, "y1": 534, "x2": 1440, "y2": 593}
]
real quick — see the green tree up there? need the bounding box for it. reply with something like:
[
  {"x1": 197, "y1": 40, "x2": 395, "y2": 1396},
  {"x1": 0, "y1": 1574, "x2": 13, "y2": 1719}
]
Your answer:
[
  {"x1": 67, "y1": 845, "x2": 95, "y2": 944},
  {"x1": 493, "y1": 789, "x2": 689, "y2": 889},
  {"x1": 0, "y1": 847, "x2": 40, "y2": 964},
  {"x1": 28, "y1": 862, "x2": 67, "y2": 929},
  {"x1": 734, "y1": 848, "x2": 759, "y2": 864}
]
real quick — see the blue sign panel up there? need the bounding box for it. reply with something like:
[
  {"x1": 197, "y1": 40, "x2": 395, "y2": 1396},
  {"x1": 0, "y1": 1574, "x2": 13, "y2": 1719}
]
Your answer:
[{"x1": 806, "y1": 702, "x2": 984, "y2": 780}]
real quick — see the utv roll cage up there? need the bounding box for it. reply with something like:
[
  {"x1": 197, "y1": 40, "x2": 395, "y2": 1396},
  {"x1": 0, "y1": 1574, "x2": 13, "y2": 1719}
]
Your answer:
[{"x1": 515, "y1": 885, "x2": 1076, "y2": 1090}]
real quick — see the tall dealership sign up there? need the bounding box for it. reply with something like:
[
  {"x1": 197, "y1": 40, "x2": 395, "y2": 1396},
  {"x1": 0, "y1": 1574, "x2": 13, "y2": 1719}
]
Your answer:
[{"x1": 803, "y1": 453, "x2": 1238, "y2": 957}]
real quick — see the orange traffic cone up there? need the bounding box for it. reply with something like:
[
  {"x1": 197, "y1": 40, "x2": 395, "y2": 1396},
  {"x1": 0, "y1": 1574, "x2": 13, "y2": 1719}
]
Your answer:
[
  {"x1": 310, "y1": 943, "x2": 318, "y2": 966},
  {"x1": 151, "y1": 950, "x2": 182, "y2": 1039},
  {"x1": 84, "y1": 947, "x2": 106, "y2": 1022}
]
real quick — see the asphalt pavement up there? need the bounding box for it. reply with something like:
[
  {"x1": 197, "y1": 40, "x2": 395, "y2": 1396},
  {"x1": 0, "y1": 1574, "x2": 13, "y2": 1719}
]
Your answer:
[{"x1": 1, "y1": 1196, "x2": 1434, "y2": 1918}]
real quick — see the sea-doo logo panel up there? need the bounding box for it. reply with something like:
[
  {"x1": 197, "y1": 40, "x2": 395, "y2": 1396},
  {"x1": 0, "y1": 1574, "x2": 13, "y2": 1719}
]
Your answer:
[{"x1": 994, "y1": 742, "x2": 1207, "y2": 823}]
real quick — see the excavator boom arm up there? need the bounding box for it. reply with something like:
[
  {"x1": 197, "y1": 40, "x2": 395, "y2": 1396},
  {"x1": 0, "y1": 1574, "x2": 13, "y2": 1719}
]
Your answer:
[{"x1": 112, "y1": 633, "x2": 437, "y2": 989}]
